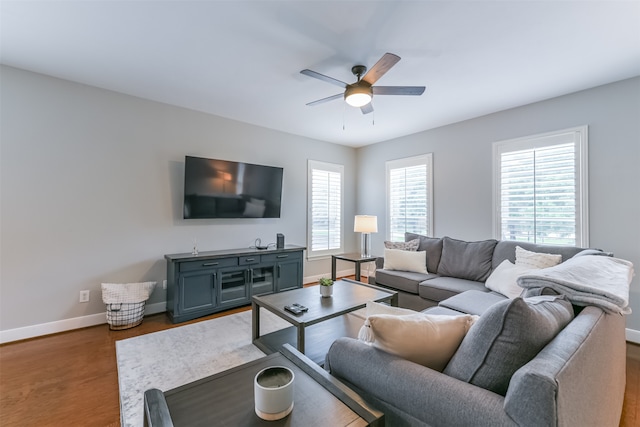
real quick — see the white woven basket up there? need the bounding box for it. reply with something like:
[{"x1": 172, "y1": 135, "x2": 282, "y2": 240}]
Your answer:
[{"x1": 101, "y1": 281, "x2": 156, "y2": 330}]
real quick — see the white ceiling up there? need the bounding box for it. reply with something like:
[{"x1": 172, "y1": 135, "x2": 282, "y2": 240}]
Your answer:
[{"x1": 2, "y1": 1, "x2": 640, "y2": 147}]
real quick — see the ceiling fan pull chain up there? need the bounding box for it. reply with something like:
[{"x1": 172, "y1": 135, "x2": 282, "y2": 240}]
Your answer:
[{"x1": 343, "y1": 102, "x2": 346, "y2": 130}]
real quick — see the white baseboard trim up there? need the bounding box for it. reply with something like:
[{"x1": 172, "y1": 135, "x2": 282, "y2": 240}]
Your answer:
[
  {"x1": 0, "y1": 302, "x2": 167, "y2": 344},
  {"x1": 626, "y1": 328, "x2": 640, "y2": 344}
]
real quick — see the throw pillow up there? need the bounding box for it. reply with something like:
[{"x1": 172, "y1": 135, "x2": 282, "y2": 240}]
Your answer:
[
  {"x1": 384, "y1": 238, "x2": 419, "y2": 251},
  {"x1": 383, "y1": 248, "x2": 427, "y2": 274},
  {"x1": 365, "y1": 300, "x2": 417, "y2": 316},
  {"x1": 437, "y1": 237, "x2": 498, "y2": 281},
  {"x1": 405, "y1": 233, "x2": 443, "y2": 273},
  {"x1": 484, "y1": 260, "x2": 533, "y2": 299},
  {"x1": 515, "y1": 246, "x2": 562, "y2": 269},
  {"x1": 361, "y1": 312, "x2": 478, "y2": 371},
  {"x1": 443, "y1": 295, "x2": 574, "y2": 396}
]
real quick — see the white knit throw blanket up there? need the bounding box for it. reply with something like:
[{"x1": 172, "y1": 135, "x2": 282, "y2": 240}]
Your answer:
[{"x1": 517, "y1": 255, "x2": 634, "y2": 315}]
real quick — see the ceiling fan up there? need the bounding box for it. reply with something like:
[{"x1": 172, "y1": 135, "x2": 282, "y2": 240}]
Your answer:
[{"x1": 300, "y1": 52, "x2": 425, "y2": 115}]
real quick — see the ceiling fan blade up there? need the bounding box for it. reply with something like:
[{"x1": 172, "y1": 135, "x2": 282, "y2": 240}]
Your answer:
[
  {"x1": 373, "y1": 86, "x2": 426, "y2": 96},
  {"x1": 306, "y1": 93, "x2": 343, "y2": 106},
  {"x1": 360, "y1": 103, "x2": 374, "y2": 115},
  {"x1": 361, "y1": 53, "x2": 401, "y2": 85},
  {"x1": 300, "y1": 69, "x2": 348, "y2": 88}
]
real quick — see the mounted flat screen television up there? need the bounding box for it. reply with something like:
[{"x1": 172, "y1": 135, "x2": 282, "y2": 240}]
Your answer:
[{"x1": 183, "y1": 156, "x2": 284, "y2": 219}]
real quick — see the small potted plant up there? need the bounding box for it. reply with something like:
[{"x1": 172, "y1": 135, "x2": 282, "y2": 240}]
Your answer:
[{"x1": 319, "y1": 277, "x2": 334, "y2": 298}]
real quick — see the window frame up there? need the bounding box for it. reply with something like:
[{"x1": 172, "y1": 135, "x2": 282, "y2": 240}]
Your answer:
[
  {"x1": 492, "y1": 126, "x2": 589, "y2": 247},
  {"x1": 385, "y1": 153, "x2": 434, "y2": 241},
  {"x1": 307, "y1": 159, "x2": 344, "y2": 259}
]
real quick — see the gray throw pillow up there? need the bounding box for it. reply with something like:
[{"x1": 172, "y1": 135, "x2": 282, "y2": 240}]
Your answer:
[
  {"x1": 405, "y1": 233, "x2": 443, "y2": 274},
  {"x1": 437, "y1": 236, "x2": 497, "y2": 281},
  {"x1": 443, "y1": 295, "x2": 574, "y2": 396},
  {"x1": 384, "y1": 238, "x2": 419, "y2": 251}
]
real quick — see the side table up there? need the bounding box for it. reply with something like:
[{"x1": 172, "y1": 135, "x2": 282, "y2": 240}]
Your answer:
[{"x1": 332, "y1": 252, "x2": 378, "y2": 282}]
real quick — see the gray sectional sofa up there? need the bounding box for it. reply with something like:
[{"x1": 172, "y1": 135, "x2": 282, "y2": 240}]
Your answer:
[
  {"x1": 371, "y1": 234, "x2": 587, "y2": 311},
  {"x1": 326, "y1": 234, "x2": 628, "y2": 426}
]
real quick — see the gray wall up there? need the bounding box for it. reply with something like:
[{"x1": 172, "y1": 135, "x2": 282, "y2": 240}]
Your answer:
[
  {"x1": 356, "y1": 76, "x2": 640, "y2": 332},
  {"x1": 0, "y1": 66, "x2": 357, "y2": 331}
]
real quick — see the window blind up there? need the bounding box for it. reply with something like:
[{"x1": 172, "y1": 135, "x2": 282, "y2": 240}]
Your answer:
[
  {"x1": 307, "y1": 160, "x2": 343, "y2": 257},
  {"x1": 495, "y1": 126, "x2": 587, "y2": 247},
  {"x1": 387, "y1": 155, "x2": 432, "y2": 242}
]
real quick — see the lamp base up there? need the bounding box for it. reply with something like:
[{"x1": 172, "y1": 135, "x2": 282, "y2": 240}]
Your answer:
[{"x1": 360, "y1": 233, "x2": 371, "y2": 258}]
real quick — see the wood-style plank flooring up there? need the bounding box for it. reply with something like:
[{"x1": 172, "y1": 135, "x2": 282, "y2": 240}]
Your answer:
[{"x1": 1, "y1": 305, "x2": 639, "y2": 426}]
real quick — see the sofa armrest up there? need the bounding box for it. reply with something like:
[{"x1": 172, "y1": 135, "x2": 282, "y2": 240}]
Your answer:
[
  {"x1": 375, "y1": 257, "x2": 384, "y2": 269},
  {"x1": 505, "y1": 306, "x2": 626, "y2": 427},
  {"x1": 326, "y1": 337, "x2": 516, "y2": 427}
]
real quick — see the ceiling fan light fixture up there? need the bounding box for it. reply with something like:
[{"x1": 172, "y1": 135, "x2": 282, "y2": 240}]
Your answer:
[{"x1": 344, "y1": 85, "x2": 372, "y2": 107}]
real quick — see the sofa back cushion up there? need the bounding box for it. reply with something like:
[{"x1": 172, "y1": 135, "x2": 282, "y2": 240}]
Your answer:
[
  {"x1": 437, "y1": 237, "x2": 498, "y2": 281},
  {"x1": 405, "y1": 233, "x2": 443, "y2": 273},
  {"x1": 443, "y1": 295, "x2": 574, "y2": 396},
  {"x1": 492, "y1": 240, "x2": 585, "y2": 270}
]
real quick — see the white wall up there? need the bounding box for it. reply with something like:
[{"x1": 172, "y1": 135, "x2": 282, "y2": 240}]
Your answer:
[
  {"x1": 0, "y1": 66, "x2": 357, "y2": 334},
  {"x1": 356, "y1": 76, "x2": 640, "y2": 334}
]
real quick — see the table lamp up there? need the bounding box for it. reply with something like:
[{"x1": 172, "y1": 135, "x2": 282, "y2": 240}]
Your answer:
[{"x1": 354, "y1": 215, "x2": 378, "y2": 257}]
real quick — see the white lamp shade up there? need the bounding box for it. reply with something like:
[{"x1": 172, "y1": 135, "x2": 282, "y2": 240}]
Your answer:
[{"x1": 354, "y1": 215, "x2": 378, "y2": 233}]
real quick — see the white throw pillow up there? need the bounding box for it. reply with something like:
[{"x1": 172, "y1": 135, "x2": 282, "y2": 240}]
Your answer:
[
  {"x1": 383, "y1": 248, "x2": 427, "y2": 274},
  {"x1": 366, "y1": 300, "x2": 417, "y2": 317},
  {"x1": 361, "y1": 313, "x2": 477, "y2": 371},
  {"x1": 515, "y1": 246, "x2": 562, "y2": 269},
  {"x1": 485, "y1": 260, "x2": 533, "y2": 299}
]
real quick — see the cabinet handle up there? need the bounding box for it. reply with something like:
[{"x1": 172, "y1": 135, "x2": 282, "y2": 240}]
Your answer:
[
  {"x1": 245, "y1": 258, "x2": 255, "y2": 262},
  {"x1": 278, "y1": 265, "x2": 281, "y2": 278},
  {"x1": 276, "y1": 255, "x2": 288, "y2": 259},
  {"x1": 203, "y1": 262, "x2": 219, "y2": 267}
]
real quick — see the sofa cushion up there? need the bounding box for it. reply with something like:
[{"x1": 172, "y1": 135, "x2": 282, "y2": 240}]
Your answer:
[
  {"x1": 376, "y1": 269, "x2": 435, "y2": 294},
  {"x1": 383, "y1": 248, "x2": 427, "y2": 274},
  {"x1": 384, "y1": 239, "x2": 420, "y2": 251},
  {"x1": 438, "y1": 290, "x2": 506, "y2": 316},
  {"x1": 437, "y1": 237, "x2": 498, "y2": 281},
  {"x1": 418, "y1": 276, "x2": 489, "y2": 302},
  {"x1": 405, "y1": 233, "x2": 443, "y2": 273},
  {"x1": 492, "y1": 240, "x2": 584, "y2": 270},
  {"x1": 421, "y1": 306, "x2": 466, "y2": 316},
  {"x1": 443, "y1": 295, "x2": 574, "y2": 396},
  {"x1": 485, "y1": 260, "x2": 533, "y2": 299},
  {"x1": 515, "y1": 246, "x2": 562, "y2": 269},
  {"x1": 361, "y1": 312, "x2": 477, "y2": 371}
]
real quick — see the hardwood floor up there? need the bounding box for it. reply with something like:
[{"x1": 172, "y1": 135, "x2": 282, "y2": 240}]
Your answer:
[{"x1": 1, "y1": 306, "x2": 639, "y2": 426}]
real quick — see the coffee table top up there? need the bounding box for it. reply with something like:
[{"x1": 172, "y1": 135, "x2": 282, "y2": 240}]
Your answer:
[
  {"x1": 252, "y1": 279, "x2": 397, "y2": 327},
  {"x1": 144, "y1": 344, "x2": 383, "y2": 426}
]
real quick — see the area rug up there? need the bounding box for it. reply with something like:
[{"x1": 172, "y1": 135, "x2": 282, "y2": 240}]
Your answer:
[{"x1": 116, "y1": 309, "x2": 290, "y2": 427}]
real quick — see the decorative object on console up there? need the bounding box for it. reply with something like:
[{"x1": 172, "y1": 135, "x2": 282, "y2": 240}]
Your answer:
[
  {"x1": 254, "y1": 366, "x2": 295, "y2": 421},
  {"x1": 319, "y1": 277, "x2": 334, "y2": 298},
  {"x1": 354, "y1": 215, "x2": 378, "y2": 257}
]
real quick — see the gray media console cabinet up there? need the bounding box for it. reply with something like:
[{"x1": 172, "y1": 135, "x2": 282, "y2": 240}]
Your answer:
[{"x1": 165, "y1": 245, "x2": 305, "y2": 323}]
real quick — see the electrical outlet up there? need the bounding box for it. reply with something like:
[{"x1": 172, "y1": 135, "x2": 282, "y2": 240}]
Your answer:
[
  {"x1": 162, "y1": 280, "x2": 167, "y2": 290},
  {"x1": 79, "y1": 290, "x2": 90, "y2": 303}
]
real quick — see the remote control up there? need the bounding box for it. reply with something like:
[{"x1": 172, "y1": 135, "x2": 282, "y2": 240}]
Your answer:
[
  {"x1": 291, "y1": 303, "x2": 308, "y2": 312},
  {"x1": 284, "y1": 305, "x2": 303, "y2": 315}
]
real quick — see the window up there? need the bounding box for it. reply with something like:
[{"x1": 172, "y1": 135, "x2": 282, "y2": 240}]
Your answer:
[
  {"x1": 493, "y1": 126, "x2": 588, "y2": 247},
  {"x1": 386, "y1": 154, "x2": 433, "y2": 242},
  {"x1": 307, "y1": 160, "x2": 344, "y2": 258}
]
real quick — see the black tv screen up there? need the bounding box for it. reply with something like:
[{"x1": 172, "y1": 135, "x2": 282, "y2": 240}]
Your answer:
[{"x1": 183, "y1": 156, "x2": 283, "y2": 219}]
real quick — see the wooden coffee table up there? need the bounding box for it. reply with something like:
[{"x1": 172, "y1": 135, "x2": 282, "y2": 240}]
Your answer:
[
  {"x1": 252, "y1": 279, "x2": 398, "y2": 365},
  {"x1": 144, "y1": 344, "x2": 384, "y2": 426}
]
